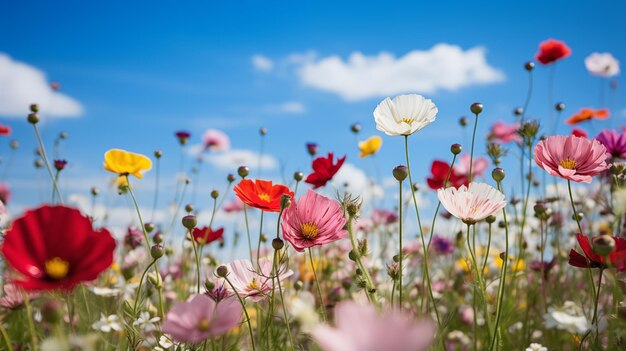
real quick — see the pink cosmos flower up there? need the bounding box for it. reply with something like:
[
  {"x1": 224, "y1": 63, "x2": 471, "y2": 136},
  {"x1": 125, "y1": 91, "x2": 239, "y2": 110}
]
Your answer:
[
  {"x1": 372, "y1": 209, "x2": 398, "y2": 226},
  {"x1": 437, "y1": 182, "x2": 506, "y2": 224},
  {"x1": 162, "y1": 294, "x2": 242, "y2": 344},
  {"x1": 222, "y1": 197, "x2": 244, "y2": 213},
  {"x1": 281, "y1": 190, "x2": 348, "y2": 252},
  {"x1": 534, "y1": 135, "x2": 609, "y2": 183},
  {"x1": 455, "y1": 154, "x2": 489, "y2": 178},
  {"x1": 222, "y1": 258, "x2": 293, "y2": 302},
  {"x1": 311, "y1": 301, "x2": 434, "y2": 351},
  {"x1": 595, "y1": 129, "x2": 626, "y2": 159},
  {"x1": 202, "y1": 129, "x2": 230, "y2": 152},
  {"x1": 0, "y1": 284, "x2": 38, "y2": 309},
  {"x1": 488, "y1": 121, "x2": 521, "y2": 144}
]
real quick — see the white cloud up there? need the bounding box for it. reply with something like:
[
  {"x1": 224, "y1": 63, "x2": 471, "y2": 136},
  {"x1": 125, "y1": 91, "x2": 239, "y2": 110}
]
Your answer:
[
  {"x1": 329, "y1": 163, "x2": 383, "y2": 203},
  {"x1": 251, "y1": 54, "x2": 274, "y2": 72},
  {"x1": 265, "y1": 101, "x2": 306, "y2": 114},
  {"x1": 0, "y1": 53, "x2": 83, "y2": 117},
  {"x1": 206, "y1": 149, "x2": 278, "y2": 171},
  {"x1": 294, "y1": 44, "x2": 505, "y2": 101}
]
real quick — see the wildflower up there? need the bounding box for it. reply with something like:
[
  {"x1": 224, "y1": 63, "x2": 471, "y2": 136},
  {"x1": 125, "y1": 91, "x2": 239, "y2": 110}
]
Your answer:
[
  {"x1": 526, "y1": 343, "x2": 547, "y2": 351},
  {"x1": 281, "y1": 190, "x2": 348, "y2": 252},
  {"x1": 571, "y1": 128, "x2": 588, "y2": 138},
  {"x1": 595, "y1": 129, "x2": 626, "y2": 159},
  {"x1": 41, "y1": 334, "x2": 99, "y2": 351},
  {"x1": 1, "y1": 205, "x2": 116, "y2": 291},
  {"x1": 311, "y1": 301, "x2": 434, "y2": 351},
  {"x1": 0, "y1": 284, "x2": 38, "y2": 309},
  {"x1": 358, "y1": 136, "x2": 383, "y2": 158},
  {"x1": 0, "y1": 123, "x2": 11, "y2": 136},
  {"x1": 437, "y1": 182, "x2": 506, "y2": 224},
  {"x1": 175, "y1": 130, "x2": 191, "y2": 145},
  {"x1": 162, "y1": 295, "x2": 242, "y2": 343},
  {"x1": 568, "y1": 233, "x2": 626, "y2": 271},
  {"x1": 455, "y1": 154, "x2": 489, "y2": 179},
  {"x1": 306, "y1": 142, "x2": 319, "y2": 156},
  {"x1": 202, "y1": 129, "x2": 230, "y2": 152},
  {"x1": 488, "y1": 121, "x2": 521, "y2": 144},
  {"x1": 204, "y1": 277, "x2": 232, "y2": 302},
  {"x1": 0, "y1": 182, "x2": 11, "y2": 204},
  {"x1": 103, "y1": 149, "x2": 152, "y2": 179},
  {"x1": 372, "y1": 208, "x2": 398, "y2": 226},
  {"x1": 53, "y1": 159, "x2": 67, "y2": 171},
  {"x1": 133, "y1": 312, "x2": 161, "y2": 332},
  {"x1": 535, "y1": 39, "x2": 571, "y2": 65},
  {"x1": 585, "y1": 52, "x2": 620, "y2": 77},
  {"x1": 233, "y1": 179, "x2": 294, "y2": 212},
  {"x1": 426, "y1": 160, "x2": 466, "y2": 190},
  {"x1": 221, "y1": 258, "x2": 293, "y2": 301},
  {"x1": 305, "y1": 152, "x2": 346, "y2": 189},
  {"x1": 534, "y1": 135, "x2": 609, "y2": 183},
  {"x1": 543, "y1": 301, "x2": 590, "y2": 334},
  {"x1": 192, "y1": 227, "x2": 224, "y2": 245},
  {"x1": 566, "y1": 108, "x2": 610, "y2": 124},
  {"x1": 496, "y1": 255, "x2": 526, "y2": 272},
  {"x1": 92, "y1": 314, "x2": 123, "y2": 333},
  {"x1": 373, "y1": 94, "x2": 437, "y2": 136},
  {"x1": 431, "y1": 236, "x2": 454, "y2": 255},
  {"x1": 222, "y1": 197, "x2": 244, "y2": 213},
  {"x1": 124, "y1": 227, "x2": 145, "y2": 249}
]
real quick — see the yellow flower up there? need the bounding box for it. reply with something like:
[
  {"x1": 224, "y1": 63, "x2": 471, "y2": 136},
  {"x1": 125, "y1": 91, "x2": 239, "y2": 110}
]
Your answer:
[
  {"x1": 495, "y1": 255, "x2": 526, "y2": 272},
  {"x1": 103, "y1": 149, "x2": 152, "y2": 179},
  {"x1": 358, "y1": 135, "x2": 383, "y2": 158}
]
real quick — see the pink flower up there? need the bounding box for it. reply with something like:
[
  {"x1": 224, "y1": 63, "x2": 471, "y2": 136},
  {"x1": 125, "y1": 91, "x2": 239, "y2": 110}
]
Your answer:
[
  {"x1": 222, "y1": 198, "x2": 244, "y2": 213},
  {"x1": 534, "y1": 135, "x2": 609, "y2": 183},
  {"x1": 162, "y1": 294, "x2": 242, "y2": 344},
  {"x1": 222, "y1": 259, "x2": 293, "y2": 302},
  {"x1": 281, "y1": 190, "x2": 348, "y2": 252},
  {"x1": 372, "y1": 209, "x2": 398, "y2": 226},
  {"x1": 455, "y1": 154, "x2": 489, "y2": 178},
  {"x1": 311, "y1": 301, "x2": 434, "y2": 351},
  {"x1": 0, "y1": 183, "x2": 11, "y2": 205},
  {"x1": 488, "y1": 121, "x2": 521, "y2": 144},
  {"x1": 0, "y1": 284, "x2": 38, "y2": 309},
  {"x1": 202, "y1": 129, "x2": 230, "y2": 152},
  {"x1": 437, "y1": 182, "x2": 506, "y2": 224}
]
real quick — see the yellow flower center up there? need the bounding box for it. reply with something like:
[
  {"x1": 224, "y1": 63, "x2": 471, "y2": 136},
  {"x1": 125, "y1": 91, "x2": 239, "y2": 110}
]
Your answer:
[
  {"x1": 258, "y1": 193, "x2": 271, "y2": 202},
  {"x1": 247, "y1": 278, "x2": 260, "y2": 290},
  {"x1": 45, "y1": 257, "x2": 69, "y2": 280},
  {"x1": 398, "y1": 117, "x2": 415, "y2": 125},
  {"x1": 197, "y1": 318, "x2": 210, "y2": 331},
  {"x1": 301, "y1": 222, "x2": 319, "y2": 240},
  {"x1": 559, "y1": 157, "x2": 577, "y2": 170}
]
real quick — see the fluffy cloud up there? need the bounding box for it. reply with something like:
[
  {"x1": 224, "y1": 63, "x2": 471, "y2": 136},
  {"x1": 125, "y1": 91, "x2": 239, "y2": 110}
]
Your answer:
[
  {"x1": 329, "y1": 163, "x2": 383, "y2": 203},
  {"x1": 251, "y1": 54, "x2": 274, "y2": 72},
  {"x1": 206, "y1": 149, "x2": 278, "y2": 171},
  {"x1": 0, "y1": 53, "x2": 83, "y2": 117},
  {"x1": 295, "y1": 44, "x2": 505, "y2": 101}
]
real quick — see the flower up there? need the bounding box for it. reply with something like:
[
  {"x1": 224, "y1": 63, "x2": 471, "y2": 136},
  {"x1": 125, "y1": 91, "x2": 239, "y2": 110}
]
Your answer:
[
  {"x1": 595, "y1": 129, "x2": 626, "y2": 159},
  {"x1": 488, "y1": 121, "x2": 521, "y2": 144},
  {"x1": 306, "y1": 142, "x2": 319, "y2": 156},
  {"x1": 455, "y1": 154, "x2": 489, "y2": 179},
  {"x1": 426, "y1": 160, "x2": 467, "y2": 190},
  {"x1": 0, "y1": 123, "x2": 11, "y2": 136},
  {"x1": 371, "y1": 209, "x2": 398, "y2": 226},
  {"x1": 53, "y1": 159, "x2": 67, "y2": 171},
  {"x1": 543, "y1": 301, "x2": 590, "y2": 334},
  {"x1": 175, "y1": 130, "x2": 191, "y2": 145},
  {"x1": 222, "y1": 198, "x2": 244, "y2": 213},
  {"x1": 305, "y1": 152, "x2": 346, "y2": 189},
  {"x1": 534, "y1": 135, "x2": 609, "y2": 183},
  {"x1": 0, "y1": 183, "x2": 11, "y2": 204},
  {"x1": 124, "y1": 227, "x2": 144, "y2": 249},
  {"x1": 133, "y1": 312, "x2": 161, "y2": 332},
  {"x1": 437, "y1": 182, "x2": 506, "y2": 224},
  {"x1": 373, "y1": 94, "x2": 437, "y2": 136},
  {"x1": 358, "y1": 136, "x2": 382, "y2": 158},
  {"x1": 281, "y1": 190, "x2": 348, "y2": 252},
  {"x1": 222, "y1": 258, "x2": 293, "y2": 302},
  {"x1": 192, "y1": 227, "x2": 224, "y2": 245},
  {"x1": 535, "y1": 39, "x2": 571, "y2": 65},
  {"x1": 310, "y1": 301, "x2": 434, "y2": 351},
  {"x1": 571, "y1": 128, "x2": 588, "y2": 138},
  {"x1": 566, "y1": 108, "x2": 610, "y2": 124},
  {"x1": 202, "y1": 129, "x2": 230, "y2": 152},
  {"x1": 568, "y1": 233, "x2": 626, "y2": 271},
  {"x1": 1, "y1": 205, "x2": 116, "y2": 291},
  {"x1": 585, "y1": 52, "x2": 620, "y2": 77},
  {"x1": 0, "y1": 284, "x2": 38, "y2": 309},
  {"x1": 103, "y1": 149, "x2": 152, "y2": 179},
  {"x1": 233, "y1": 179, "x2": 294, "y2": 212},
  {"x1": 431, "y1": 236, "x2": 454, "y2": 255},
  {"x1": 526, "y1": 343, "x2": 547, "y2": 351},
  {"x1": 92, "y1": 314, "x2": 123, "y2": 333}
]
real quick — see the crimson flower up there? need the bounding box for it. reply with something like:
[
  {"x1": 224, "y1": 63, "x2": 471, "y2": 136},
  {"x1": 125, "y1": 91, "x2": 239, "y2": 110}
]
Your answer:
[
  {"x1": 234, "y1": 179, "x2": 294, "y2": 212},
  {"x1": 53, "y1": 159, "x2": 67, "y2": 171},
  {"x1": 571, "y1": 128, "x2": 588, "y2": 139},
  {"x1": 305, "y1": 152, "x2": 346, "y2": 189},
  {"x1": 535, "y1": 39, "x2": 571, "y2": 65},
  {"x1": 192, "y1": 227, "x2": 224, "y2": 245},
  {"x1": 568, "y1": 234, "x2": 626, "y2": 271},
  {"x1": 175, "y1": 130, "x2": 191, "y2": 145},
  {"x1": 0, "y1": 124, "x2": 11, "y2": 136},
  {"x1": 426, "y1": 160, "x2": 467, "y2": 190},
  {"x1": 1, "y1": 205, "x2": 116, "y2": 291}
]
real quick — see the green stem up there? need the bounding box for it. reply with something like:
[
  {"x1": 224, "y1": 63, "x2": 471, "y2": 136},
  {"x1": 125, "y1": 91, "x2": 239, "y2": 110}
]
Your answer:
[
  {"x1": 346, "y1": 215, "x2": 378, "y2": 305},
  {"x1": 489, "y1": 181, "x2": 510, "y2": 351},
  {"x1": 223, "y1": 276, "x2": 256, "y2": 351},
  {"x1": 132, "y1": 259, "x2": 157, "y2": 315},
  {"x1": 481, "y1": 223, "x2": 493, "y2": 274},
  {"x1": 190, "y1": 228, "x2": 201, "y2": 294},
  {"x1": 243, "y1": 204, "x2": 253, "y2": 262},
  {"x1": 465, "y1": 224, "x2": 492, "y2": 342},
  {"x1": 33, "y1": 124, "x2": 63, "y2": 204},
  {"x1": 0, "y1": 322, "x2": 13, "y2": 351},
  {"x1": 151, "y1": 156, "x2": 161, "y2": 222},
  {"x1": 309, "y1": 248, "x2": 327, "y2": 322},
  {"x1": 398, "y1": 179, "x2": 403, "y2": 309},
  {"x1": 256, "y1": 211, "x2": 265, "y2": 269},
  {"x1": 277, "y1": 269, "x2": 296, "y2": 351},
  {"x1": 427, "y1": 154, "x2": 457, "y2": 251},
  {"x1": 468, "y1": 113, "x2": 479, "y2": 182},
  {"x1": 23, "y1": 292, "x2": 38, "y2": 351},
  {"x1": 567, "y1": 180, "x2": 597, "y2": 299}
]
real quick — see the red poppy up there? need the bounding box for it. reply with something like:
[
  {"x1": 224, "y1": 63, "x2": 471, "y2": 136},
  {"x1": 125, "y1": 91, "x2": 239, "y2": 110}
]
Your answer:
[
  {"x1": 535, "y1": 39, "x2": 571, "y2": 65},
  {"x1": 571, "y1": 128, "x2": 588, "y2": 138},
  {"x1": 1, "y1": 205, "x2": 116, "y2": 291},
  {"x1": 426, "y1": 160, "x2": 467, "y2": 190},
  {"x1": 192, "y1": 227, "x2": 224, "y2": 245},
  {"x1": 234, "y1": 179, "x2": 294, "y2": 212},
  {"x1": 566, "y1": 108, "x2": 610, "y2": 125},
  {"x1": 568, "y1": 234, "x2": 626, "y2": 271},
  {"x1": 0, "y1": 124, "x2": 11, "y2": 136},
  {"x1": 305, "y1": 152, "x2": 346, "y2": 189}
]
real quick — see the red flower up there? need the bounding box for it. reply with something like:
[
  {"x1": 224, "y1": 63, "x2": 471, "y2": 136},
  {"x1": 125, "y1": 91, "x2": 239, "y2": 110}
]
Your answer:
[
  {"x1": 535, "y1": 39, "x2": 571, "y2": 65},
  {"x1": 568, "y1": 234, "x2": 626, "y2": 271},
  {"x1": 1, "y1": 206, "x2": 116, "y2": 291},
  {"x1": 192, "y1": 227, "x2": 224, "y2": 245},
  {"x1": 571, "y1": 128, "x2": 588, "y2": 138},
  {"x1": 175, "y1": 130, "x2": 191, "y2": 145},
  {"x1": 305, "y1": 152, "x2": 346, "y2": 189},
  {"x1": 0, "y1": 124, "x2": 11, "y2": 136},
  {"x1": 234, "y1": 179, "x2": 294, "y2": 212},
  {"x1": 54, "y1": 159, "x2": 67, "y2": 171},
  {"x1": 426, "y1": 160, "x2": 467, "y2": 190}
]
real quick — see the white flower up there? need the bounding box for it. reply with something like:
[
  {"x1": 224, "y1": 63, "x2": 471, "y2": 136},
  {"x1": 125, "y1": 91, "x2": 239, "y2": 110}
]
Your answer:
[
  {"x1": 373, "y1": 94, "x2": 437, "y2": 136},
  {"x1": 133, "y1": 312, "x2": 160, "y2": 332},
  {"x1": 41, "y1": 334, "x2": 99, "y2": 351},
  {"x1": 437, "y1": 182, "x2": 507, "y2": 224},
  {"x1": 585, "y1": 52, "x2": 620, "y2": 77},
  {"x1": 92, "y1": 314, "x2": 123, "y2": 333},
  {"x1": 288, "y1": 291, "x2": 319, "y2": 332},
  {"x1": 526, "y1": 343, "x2": 547, "y2": 351},
  {"x1": 543, "y1": 301, "x2": 590, "y2": 334}
]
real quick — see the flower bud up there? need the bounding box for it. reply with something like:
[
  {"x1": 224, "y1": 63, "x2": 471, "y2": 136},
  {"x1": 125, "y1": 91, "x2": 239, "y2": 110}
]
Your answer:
[
  {"x1": 205, "y1": 280, "x2": 215, "y2": 291},
  {"x1": 260, "y1": 234, "x2": 268, "y2": 243},
  {"x1": 294, "y1": 280, "x2": 303, "y2": 291},
  {"x1": 148, "y1": 271, "x2": 163, "y2": 288},
  {"x1": 350, "y1": 123, "x2": 361, "y2": 134},
  {"x1": 555, "y1": 102, "x2": 565, "y2": 111},
  {"x1": 144, "y1": 222, "x2": 155, "y2": 233},
  {"x1": 348, "y1": 250, "x2": 357, "y2": 261},
  {"x1": 513, "y1": 107, "x2": 523, "y2": 116},
  {"x1": 30, "y1": 104, "x2": 39, "y2": 112},
  {"x1": 153, "y1": 232, "x2": 163, "y2": 244},
  {"x1": 259, "y1": 127, "x2": 267, "y2": 136},
  {"x1": 272, "y1": 238, "x2": 284, "y2": 250},
  {"x1": 451, "y1": 143, "x2": 462, "y2": 155},
  {"x1": 216, "y1": 265, "x2": 229, "y2": 278},
  {"x1": 392, "y1": 165, "x2": 408, "y2": 182},
  {"x1": 572, "y1": 212, "x2": 583, "y2": 221},
  {"x1": 90, "y1": 187, "x2": 99, "y2": 196},
  {"x1": 185, "y1": 204, "x2": 194, "y2": 213},
  {"x1": 27, "y1": 113, "x2": 39, "y2": 124},
  {"x1": 151, "y1": 244, "x2": 164, "y2": 259},
  {"x1": 53, "y1": 159, "x2": 67, "y2": 171},
  {"x1": 280, "y1": 194, "x2": 292, "y2": 210},
  {"x1": 592, "y1": 235, "x2": 615, "y2": 257},
  {"x1": 306, "y1": 143, "x2": 318, "y2": 157},
  {"x1": 470, "y1": 102, "x2": 483, "y2": 115},
  {"x1": 227, "y1": 173, "x2": 236, "y2": 183},
  {"x1": 524, "y1": 61, "x2": 535, "y2": 71},
  {"x1": 485, "y1": 215, "x2": 496, "y2": 224},
  {"x1": 34, "y1": 159, "x2": 44, "y2": 168},
  {"x1": 293, "y1": 171, "x2": 304, "y2": 182},
  {"x1": 41, "y1": 299, "x2": 64, "y2": 324},
  {"x1": 182, "y1": 215, "x2": 197, "y2": 230},
  {"x1": 211, "y1": 190, "x2": 219, "y2": 199},
  {"x1": 459, "y1": 116, "x2": 468, "y2": 127},
  {"x1": 492, "y1": 168, "x2": 505, "y2": 182},
  {"x1": 59, "y1": 132, "x2": 68, "y2": 140},
  {"x1": 10, "y1": 140, "x2": 19, "y2": 149},
  {"x1": 237, "y1": 166, "x2": 249, "y2": 178}
]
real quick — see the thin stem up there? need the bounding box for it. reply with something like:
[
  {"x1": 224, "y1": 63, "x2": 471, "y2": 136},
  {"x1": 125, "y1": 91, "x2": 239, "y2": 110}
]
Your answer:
[
  {"x1": 346, "y1": 215, "x2": 378, "y2": 305},
  {"x1": 309, "y1": 247, "x2": 327, "y2": 322},
  {"x1": 468, "y1": 114, "x2": 479, "y2": 182},
  {"x1": 23, "y1": 292, "x2": 38, "y2": 351},
  {"x1": 33, "y1": 124, "x2": 63, "y2": 204},
  {"x1": 0, "y1": 322, "x2": 13, "y2": 351},
  {"x1": 151, "y1": 157, "x2": 161, "y2": 222},
  {"x1": 223, "y1": 276, "x2": 256, "y2": 351},
  {"x1": 520, "y1": 69, "x2": 534, "y2": 124},
  {"x1": 398, "y1": 178, "x2": 403, "y2": 309},
  {"x1": 277, "y1": 270, "x2": 296, "y2": 351},
  {"x1": 243, "y1": 204, "x2": 253, "y2": 262},
  {"x1": 481, "y1": 223, "x2": 493, "y2": 274},
  {"x1": 489, "y1": 181, "x2": 510, "y2": 351},
  {"x1": 1, "y1": 147, "x2": 15, "y2": 181},
  {"x1": 256, "y1": 211, "x2": 265, "y2": 269},
  {"x1": 427, "y1": 154, "x2": 457, "y2": 251},
  {"x1": 465, "y1": 224, "x2": 492, "y2": 341},
  {"x1": 190, "y1": 228, "x2": 201, "y2": 294},
  {"x1": 132, "y1": 259, "x2": 157, "y2": 315}
]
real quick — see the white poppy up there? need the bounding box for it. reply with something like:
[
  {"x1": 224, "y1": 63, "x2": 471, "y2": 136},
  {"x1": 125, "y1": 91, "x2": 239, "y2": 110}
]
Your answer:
[
  {"x1": 373, "y1": 94, "x2": 437, "y2": 136},
  {"x1": 585, "y1": 52, "x2": 620, "y2": 77}
]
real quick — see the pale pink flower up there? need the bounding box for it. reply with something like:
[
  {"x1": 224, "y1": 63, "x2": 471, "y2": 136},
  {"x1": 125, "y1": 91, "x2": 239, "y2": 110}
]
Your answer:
[
  {"x1": 0, "y1": 284, "x2": 37, "y2": 309},
  {"x1": 372, "y1": 208, "x2": 398, "y2": 226},
  {"x1": 222, "y1": 198, "x2": 244, "y2": 213},
  {"x1": 311, "y1": 301, "x2": 434, "y2": 351},
  {"x1": 162, "y1": 294, "x2": 241, "y2": 344},
  {"x1": 456, "y1": 154, "x2": 489, "y2": 178},
  {"x1": 281, "y1": 190, "x2": 348, "y2": 252},
  {"x1": 488, "y1": 121, "x2": 521, "y2": 144},
  {"x1": 437, "y1": 182, "x2": 506, "y2": 224},
  {"x1": 222, "y1": 258, "x2": 293, "y2": 302},
  {"x1": 534, "y1": 135, "x2": 609, "y2": 183},
  {"x1": 202, "y1": 129, "x2": 230, "y2": 152}
]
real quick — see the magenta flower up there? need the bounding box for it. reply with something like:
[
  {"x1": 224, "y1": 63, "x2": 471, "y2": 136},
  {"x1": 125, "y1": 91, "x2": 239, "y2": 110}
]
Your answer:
[
  {"x1": 222, "y1": 258, "x2": 293, "y2": 302},
  {"x1": 488, "y1": 121, "x2": 521, "y2": 144},
  {"x1": 595, "y1": 129, "x2": 626, "y2": 159},
  {"x1": 162, "y1": 294, "x2": 242, "y2": 344},
  {"x1": 281, "y1": 190, "x2": 348, "y2": 252},
  {"x1": 534, "y1": 135, "x2": 609, "y2": 183},
  {"x1": 311, "y1": 301, "x2": 434, "y2": 351},
  {"x1": 202, "y1": 129, "x2": 230, "y2": 152}
]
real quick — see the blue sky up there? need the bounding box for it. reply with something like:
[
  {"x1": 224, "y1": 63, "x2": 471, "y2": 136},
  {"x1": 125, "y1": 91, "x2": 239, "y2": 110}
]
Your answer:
[{"x1": 0, "y1": 0, "x2": 625, "y2": 234}]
